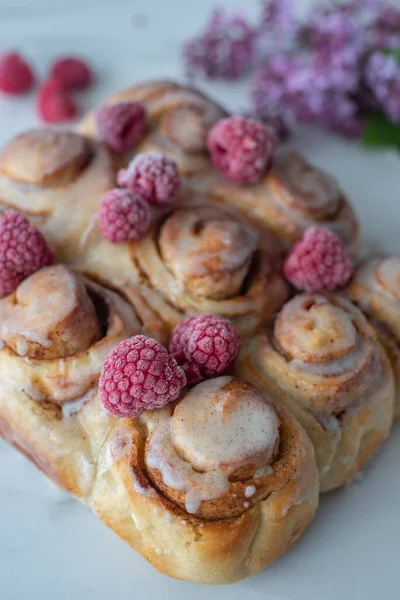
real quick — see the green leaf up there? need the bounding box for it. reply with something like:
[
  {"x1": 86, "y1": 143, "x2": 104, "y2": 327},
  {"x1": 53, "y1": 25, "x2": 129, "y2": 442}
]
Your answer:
[
  {"x1": 382, "y1": 47, "x2": 400, "y2": 64},
  {"x1": 362, "y1": 113, "x2": 400, "y2": 150}
]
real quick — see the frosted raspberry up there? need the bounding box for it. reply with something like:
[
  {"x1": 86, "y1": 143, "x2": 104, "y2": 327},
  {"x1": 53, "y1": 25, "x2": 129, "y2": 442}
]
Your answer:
[
  {"x1": 117, "y1": 152, "x2": 180, "y2": 206},
  {"x1": 169, "y1": 314, "x2": 241, "y2": 384},
  {"x1": 0, "y1": 52, "x2": 34, "y2": 95},
  {"x1": 284, "y1": 226, "x2": 353, "y2": 292},
  {"x1": 207, "y1": 115, "x2": 277, "y2": 185},
  {"x1": 99, "y1": 188, "x2": 151, "y2": 244},
  {"x1": 0, "y1": 210, "x2": 54, "y2": 297},
  {"x1": 37, "y1": 80, "x2": 78, "y2": 123},
  {"x1": 96, "y1": 102, "x2": 146, "y2": 153},
  {"x1": 50, "y1": 57, "x2": 92, "y2": 90},
  {"x1": 99, "y1": 335, "x2": 186, "y2": 418}
]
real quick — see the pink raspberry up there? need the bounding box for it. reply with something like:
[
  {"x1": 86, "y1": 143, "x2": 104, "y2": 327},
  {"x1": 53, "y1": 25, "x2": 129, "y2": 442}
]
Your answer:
[
  {"x1": 284, "y1": 226, "x2": 354, "y2": 292},
  {"x1": 37, "y1": 79, "x2": 78, "y2": 123},
  {"x1": 50, "y1": 56, "x2": 92, "y2": 90},
  {"x1": 99, "y1": 335, "x2": 186, "y2": 418},
  {"x1": 0, "y1": 52, "x2": 35, "y2": 95},
  {"x1": 169, "y1": 314, "x2": 241, "y2": 384},
  {"x1": 96, "y1": 102, "x2": 146, "y2": 153},
  {"x1": 117, "y1": 152, "x2": 180, "y2": 206},
  {"x1": 0, "y1": 210, "x2": 54, "y2": 297},
  {"x1": 99, "y1": 188, "x2": 151, "y2": 244},
  {"x1": 207, "y1": 115, "x2": 277, "y2": 185}
]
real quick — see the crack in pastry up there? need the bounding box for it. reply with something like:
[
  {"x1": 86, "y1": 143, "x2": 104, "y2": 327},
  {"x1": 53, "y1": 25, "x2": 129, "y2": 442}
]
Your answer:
[
  {"x1": 78, "y1": 80, "x2": 227, "y2": 177},
  {"x1": 209, "y1": 149, "x2": 359, "y2": 253},
  {"x1": 349, "y1": 256, "x2": 400, "y2": 417},
  {"x1": 235, "y1": 293, "x2": 395, "y2": 492},
  {"x1": 0, "y1": 129, "x2": 116, "y2": 263},
  {"x1": 128, "y1": 203, "x2": 289, "y2": 336},
  {"x1": 90, "y1": 376, "x2": 318, "y2": 584},
  {"x1": 0, "y1": 264, "x2": 144, "y2": 497}
]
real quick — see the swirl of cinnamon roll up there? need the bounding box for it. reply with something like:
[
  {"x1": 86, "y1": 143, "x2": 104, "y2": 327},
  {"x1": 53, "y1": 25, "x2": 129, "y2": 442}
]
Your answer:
[
  {"x1": 78, "y1": 80, "x2": 227, "y2": 177},
  {"x1": 129, "y1": 203, "x2": 289, "y2": 335},
  {"x1": 210, "y1": 149, "x2": 359, "y2": 253},
  {"x1": 91, "y1": 376, "x2": 318, "y2": 584},
  {"x1": 0, "y1": 264, "x2": 144, "y2": 497},
  {"x1": 236, "y1": 293, "x2": 395, "y2": 491},
  {"x1": 349, "y1": 256, "x2": 400, "y2": 417},
  {"x1": 0, "y1": 129, "x2": 115, "y2": 262}
]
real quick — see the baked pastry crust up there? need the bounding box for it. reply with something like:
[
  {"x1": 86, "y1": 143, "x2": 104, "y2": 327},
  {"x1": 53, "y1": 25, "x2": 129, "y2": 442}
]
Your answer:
[
  {"x1": 235, "y1": 293, "x2": 395, "y2": 491},
  {"x1": 91, "y1": 376, "x2": 318, "y2": 584},
  {"x1": 349, "y1": 256, "x2": 400, "y2": 417},
  {"x1": 0, "y1": 265, "x2": 145, "y2": 496}
]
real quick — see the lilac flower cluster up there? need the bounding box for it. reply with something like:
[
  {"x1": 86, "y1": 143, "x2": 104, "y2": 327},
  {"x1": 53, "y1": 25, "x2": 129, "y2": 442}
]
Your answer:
[
  {"x1": 182, "y1": 9, "x2": 256, "y2": 80},
  {"x1": 182, "y1": 0, "x2": 400, "y2": 139}
]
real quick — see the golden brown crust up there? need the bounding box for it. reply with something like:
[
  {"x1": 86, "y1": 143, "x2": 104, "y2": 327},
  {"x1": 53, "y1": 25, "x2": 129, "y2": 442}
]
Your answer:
[
  {"x1": 0, "y1": 266, "x2": 145, "y2": 497},
  {"x1": 349, "y1": 256, "x2": 400, "y2": 417},
  {"x1": 78, "y1": 80, "x2": 227, "y2": 177},
  {"x1": 209, "y1": 149, "x2": 359, "y2": 253},
  {"x1": 128, "y1": 201, "x2": 289, "y2": 336},
  {"x1": 90, "y1": 377, "x2": 318, "y2": 584},
  {"x1": 235, "y1": 293, "x2": 395, "y2": 491}
]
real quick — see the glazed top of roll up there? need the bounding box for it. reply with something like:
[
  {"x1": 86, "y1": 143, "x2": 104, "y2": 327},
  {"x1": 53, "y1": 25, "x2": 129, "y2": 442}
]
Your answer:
[
  {"x1": 129, "y1": 202, "x2": 288, "y2": 334},
  {"x1": 241, "y1": 293, "x2": 385, "y2": 416},
  {"x1": 349, "y1": 256, "x2": 400, "y2": 340},
  {"x1": 116, "y1": 376, "x2": 312, "y2": 520},
  {"x1": 0, "y1": 265, "x2": 141, "y2": 405},
  {"x1": 0, "y1": 129, "x2": 115, "y2": 261},
  {"x1": 78, "y1": 80, "x2": 227, "y2": 176}
]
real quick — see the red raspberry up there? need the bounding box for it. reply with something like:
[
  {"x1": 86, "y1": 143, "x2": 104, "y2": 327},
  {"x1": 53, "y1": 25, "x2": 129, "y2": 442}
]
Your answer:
[
  {"x1": 169, "y1": 314, "x2": 241, "y2": 384},
  {"x1": 207, "y1": 115, "x2": 277, "y2": 185},
  {"x1": 117, "y1": 152, "x2": 180, "y2": 206},
  {"x1": 99, "y1": 335, "x2": 186, "y2": 418},
  {"x1": 37, "y1": 80, "x2": 78, "y2": 123},
  {"x1": 50, "y1": 56, "x2": 92, "y2": 91},
  {"x1": 284, "y1": 226, "x2": 354, "y2": 292},
  {"x1": 99, "y1": 188, "x2": 151, "y2": 244},
  {"x1": 96, "y1": 102, "x2": 146, "y2": 153},
  {"x1": 0, "y1": 52, "x2": 34, "y2": 95},
  {"x1": 0, "y1": 210, "x2": 54, "y2": 297}
]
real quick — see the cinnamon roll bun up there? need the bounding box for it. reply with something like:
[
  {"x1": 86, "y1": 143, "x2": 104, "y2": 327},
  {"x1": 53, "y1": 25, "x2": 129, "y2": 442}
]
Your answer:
[
  {"x1": 210, "y1": 149, "x2": 359, "y2": 253},
  {"x1": 349, "y1": 256, "x2": 400, "y2": 417},
  {"x1": 0, "y1": 129, "x2": 115, "y2": 262},
  {"x1": 126, "y1": 202, "x2": 289, "y2": 335},
  {"x1": 0, "y1": 264, "x2": 144, "y2": 497},
  {"x1": 236, "y1": 293, "x2": 395, "y2": 491},
  {"x1": 92, "y1": 376, "x2": 318, "y2": 584},
  {"x1": 78, "y1": 80, "x2": 227, "y2": 177}
]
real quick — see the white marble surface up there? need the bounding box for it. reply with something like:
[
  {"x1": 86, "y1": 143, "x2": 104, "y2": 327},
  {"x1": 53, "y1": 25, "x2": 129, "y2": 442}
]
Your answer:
[{"x1": 0, "y1": 1, "x2": 400, "y2": 599}]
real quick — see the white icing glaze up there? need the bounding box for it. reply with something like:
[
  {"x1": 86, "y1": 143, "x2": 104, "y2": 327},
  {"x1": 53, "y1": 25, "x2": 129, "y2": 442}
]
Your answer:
[
  {"x1": 61, "y1": 388, "x2": 96, "y2": 418},
  {"x1": 244, "y1": 485, "x2": 256, "y2": 498},
  {"x1": 146, "y1": 377, "x2": 280, "y2": 514}
]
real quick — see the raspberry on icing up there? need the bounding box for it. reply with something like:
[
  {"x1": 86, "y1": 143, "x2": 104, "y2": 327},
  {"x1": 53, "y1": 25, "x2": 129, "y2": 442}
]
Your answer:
[
  {"x1": 96, "y1": 102, "x2": 146, "y2": 153},
  {"x1": 0, "y1": 52, "x2": 35, "y2": 95},
  {"x1": 0, "y1": 210, "x2": 54, "y2": 297},
  {"x1": 284, "y1": 226, "x2": 353, "y2": 292},
  {"x1": 117, "y1": 152, "x2": 181, "y2": 206},
  {"x1": 169, "y1": 314, "x2": 241, "y2": 384},
  {"x1": 37, "y1": 79, "x2": 78, "y2": 123},
  {"x1": 50, "y1": 57, "x2": 92, "y2": 90},
  {"x1": 99, "y1": 188, "x2": 151, "y2": 244},
  {"x1": 99, "y1": 335, "x2": 186, "y2": 418},
  {"x1": 207, "y1": 115, "x2": 277, "y2": 185}
]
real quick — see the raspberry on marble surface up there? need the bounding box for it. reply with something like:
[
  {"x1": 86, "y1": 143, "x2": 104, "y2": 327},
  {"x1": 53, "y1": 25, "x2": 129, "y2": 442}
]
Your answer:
[
  {"x1": 0, "y1": 52, "x2": 35, "y2": 95},
  {"x1": 50, "y1": 56, "x2": 92, "y2": 90}
]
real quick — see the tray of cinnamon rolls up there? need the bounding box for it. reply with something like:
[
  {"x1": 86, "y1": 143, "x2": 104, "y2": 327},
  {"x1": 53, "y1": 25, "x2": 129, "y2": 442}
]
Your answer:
[{"x1": 0, "y1": 80, "x2": 398, "y2": 586}]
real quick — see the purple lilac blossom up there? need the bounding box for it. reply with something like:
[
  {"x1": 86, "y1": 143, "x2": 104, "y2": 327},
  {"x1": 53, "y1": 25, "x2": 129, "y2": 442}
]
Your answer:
[
  {"x1": 182, "y1": 9, "x2": 255, "y2": 79},
  {"x1": 365, "y1": 51, "x2": 400, "y2": 123}
]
